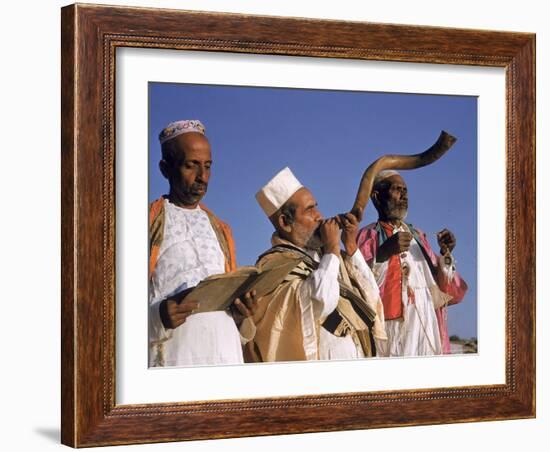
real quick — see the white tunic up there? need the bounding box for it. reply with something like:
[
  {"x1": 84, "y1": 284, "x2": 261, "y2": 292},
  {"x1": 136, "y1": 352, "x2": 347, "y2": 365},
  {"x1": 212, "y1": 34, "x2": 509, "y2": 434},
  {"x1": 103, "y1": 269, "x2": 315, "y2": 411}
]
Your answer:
[
  {"x1": 373, "y1": 225, "x2": 442, "y2": 357},
  {"x1": 298, "y1": 248, "x2": 380, "y2": 361},
  {"x1": 149, "y1": 199, "x2": 244, "y2": 367}
]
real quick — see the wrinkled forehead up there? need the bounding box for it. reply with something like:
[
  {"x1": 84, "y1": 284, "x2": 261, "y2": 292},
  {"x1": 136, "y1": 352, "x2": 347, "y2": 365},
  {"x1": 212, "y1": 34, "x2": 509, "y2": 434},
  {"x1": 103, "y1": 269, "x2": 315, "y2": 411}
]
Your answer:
[{"x1": 288, "y1": 187, "x2": 317, "y2": 209}]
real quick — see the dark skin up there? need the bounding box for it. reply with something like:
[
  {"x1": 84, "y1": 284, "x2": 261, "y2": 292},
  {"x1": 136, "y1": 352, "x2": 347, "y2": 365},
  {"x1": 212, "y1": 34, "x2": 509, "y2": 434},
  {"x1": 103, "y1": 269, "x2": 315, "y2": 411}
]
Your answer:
[
  {"x1": 231, "y1": 290, "x2": 258, "y2": 328},
  {"x1": 159, "y1": 132, "x2": 212, "y2": 209},
  {"x1": 371, "y1": 174, "x2": 456, "y2": 263},
  {"x1": 335, "y1": 209, "x2": 363, "y2": 256},
  {"x1": 157, "y1": 133, "x2": 257, "y2": 329},
  {"x1": 273, "y1": 187, "x2": 359, "y2": 257},
  {"x1": 437, "y1": 229, "x2": 457, "y2": 256}
]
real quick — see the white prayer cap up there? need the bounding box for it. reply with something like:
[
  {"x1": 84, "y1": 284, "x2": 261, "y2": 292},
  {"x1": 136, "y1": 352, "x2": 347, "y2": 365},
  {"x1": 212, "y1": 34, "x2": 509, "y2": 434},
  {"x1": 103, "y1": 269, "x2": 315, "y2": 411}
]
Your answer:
[
  {"x1": 159, "y1": 119, "x2": 206, "y2": 145},
  {"x1": 256, "y1": 167, "x2": 304, "y2": 217},
  {"x1": 373, "y1": 170, "x2": 401, "y2": 188}
]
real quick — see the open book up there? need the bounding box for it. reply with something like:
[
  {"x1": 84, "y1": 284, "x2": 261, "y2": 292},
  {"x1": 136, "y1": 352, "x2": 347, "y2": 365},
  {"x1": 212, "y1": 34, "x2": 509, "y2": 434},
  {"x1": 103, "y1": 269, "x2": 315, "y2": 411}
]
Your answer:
[{"x1": 190, "y1": 256, "x2": 302, "y2": 313}]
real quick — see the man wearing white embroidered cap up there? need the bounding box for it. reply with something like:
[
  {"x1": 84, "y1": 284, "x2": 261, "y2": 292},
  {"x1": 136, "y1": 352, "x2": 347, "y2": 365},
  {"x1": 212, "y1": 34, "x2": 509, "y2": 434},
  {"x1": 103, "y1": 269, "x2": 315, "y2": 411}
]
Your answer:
[
  {"x1": 148, "y1": 119, "x2": 256, "y2": 367},
  {"x1": 245, "y1": 168, "x2": 386, "y2": 363}
]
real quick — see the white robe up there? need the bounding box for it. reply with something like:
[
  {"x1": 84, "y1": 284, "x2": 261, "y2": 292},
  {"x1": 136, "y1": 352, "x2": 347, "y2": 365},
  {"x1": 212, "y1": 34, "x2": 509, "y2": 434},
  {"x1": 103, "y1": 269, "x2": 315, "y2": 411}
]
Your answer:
[
  {"x1": 297, "y1": 246, "x2": 384, "y2": 360},
  {"x1": 148, "y1": 200, "x2": 244, "y2": 367},
  {"x1": 373, "y1": 225, "x2": 442, "y2": 357}
]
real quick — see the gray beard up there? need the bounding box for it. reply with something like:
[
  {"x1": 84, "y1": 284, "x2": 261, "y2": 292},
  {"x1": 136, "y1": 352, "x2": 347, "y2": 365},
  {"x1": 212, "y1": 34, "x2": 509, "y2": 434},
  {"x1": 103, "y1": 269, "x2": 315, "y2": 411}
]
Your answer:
[
  {"x1": 383, "y1": 199, "x2": 408, "y2": 221},
  {"x1": 294, "y1": 224, "x2": 323, "y2": 251},
  {"x1": 305, "y1": 232, "x2": 323, "y2": 251},
  {"x1": 387, "y1": 208, "x2": 408, "y2": 221}
]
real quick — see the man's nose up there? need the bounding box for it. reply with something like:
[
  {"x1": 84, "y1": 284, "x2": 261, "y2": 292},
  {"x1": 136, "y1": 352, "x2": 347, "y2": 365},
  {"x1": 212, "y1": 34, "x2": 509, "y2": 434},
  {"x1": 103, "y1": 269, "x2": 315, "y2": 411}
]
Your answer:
[
  {"x1": 314, "y1": 210, "x2": 323, "y2": 222},
  {"x1": 197, "y1": 166, "x2": 208, "y2": 183}
]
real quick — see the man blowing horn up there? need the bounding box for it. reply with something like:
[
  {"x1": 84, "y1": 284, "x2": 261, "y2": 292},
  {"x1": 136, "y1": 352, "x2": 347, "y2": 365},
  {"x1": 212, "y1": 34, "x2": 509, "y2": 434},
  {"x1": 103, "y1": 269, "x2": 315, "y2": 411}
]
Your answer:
[{"x1": 245, "y1": 168, "x2": 387, "y2": 363}]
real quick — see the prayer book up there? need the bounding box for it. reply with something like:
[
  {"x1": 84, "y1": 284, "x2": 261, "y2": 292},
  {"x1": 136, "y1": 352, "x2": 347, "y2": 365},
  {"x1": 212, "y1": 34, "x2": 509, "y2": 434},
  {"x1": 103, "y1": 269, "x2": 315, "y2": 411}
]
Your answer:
[{"x1": 190, "y1": 256, "x2": 302, "y2": 313}]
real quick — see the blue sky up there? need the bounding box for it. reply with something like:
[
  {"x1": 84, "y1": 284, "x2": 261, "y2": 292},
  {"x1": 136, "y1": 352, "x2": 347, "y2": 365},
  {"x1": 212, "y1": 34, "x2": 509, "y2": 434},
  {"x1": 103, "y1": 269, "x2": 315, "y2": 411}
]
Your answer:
[{"x1": 149, "y1": 82, "x2": 478, "y2": 339}]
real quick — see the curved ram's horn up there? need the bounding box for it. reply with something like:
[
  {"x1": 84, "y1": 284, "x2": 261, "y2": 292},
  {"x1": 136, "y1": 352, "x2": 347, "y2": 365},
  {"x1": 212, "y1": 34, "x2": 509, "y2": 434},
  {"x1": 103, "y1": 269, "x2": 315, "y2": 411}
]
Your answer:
[{"x1": 350, "y1": 131, "x2": 457, "y2": 221}]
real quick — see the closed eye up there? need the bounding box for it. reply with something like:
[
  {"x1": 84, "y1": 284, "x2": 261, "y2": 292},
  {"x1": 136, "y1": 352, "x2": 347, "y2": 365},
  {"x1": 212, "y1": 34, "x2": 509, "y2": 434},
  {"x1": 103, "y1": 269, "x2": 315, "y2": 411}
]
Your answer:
[{"x1": 305, "y1": 203, "x2": 318, "y2": 211}]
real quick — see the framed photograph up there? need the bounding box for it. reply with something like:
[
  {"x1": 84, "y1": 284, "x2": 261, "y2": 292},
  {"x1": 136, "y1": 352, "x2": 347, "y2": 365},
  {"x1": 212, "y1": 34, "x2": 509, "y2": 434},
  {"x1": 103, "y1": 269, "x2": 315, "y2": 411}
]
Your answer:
[{"x1": 61, "y1": 3, "x2": 535, "y2": 447}]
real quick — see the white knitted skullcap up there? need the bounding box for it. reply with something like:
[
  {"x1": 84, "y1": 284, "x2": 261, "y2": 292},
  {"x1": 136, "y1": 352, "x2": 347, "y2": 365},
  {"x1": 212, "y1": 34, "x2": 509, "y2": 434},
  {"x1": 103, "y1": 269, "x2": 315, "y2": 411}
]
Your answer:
[
  {"x1": 158, "y1": 119, "x2": 206, "y2": 145},
  {"x1": 373, "y1": 170, "x2": 401, "y2": 188}
]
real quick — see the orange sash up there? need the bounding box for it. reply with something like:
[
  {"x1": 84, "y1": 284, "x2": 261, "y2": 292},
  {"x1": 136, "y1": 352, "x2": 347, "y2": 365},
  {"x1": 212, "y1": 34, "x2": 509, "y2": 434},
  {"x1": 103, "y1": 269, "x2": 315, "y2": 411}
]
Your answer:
[{"x1": 148, "y1": 198, "x2": 237, "y2": 278}]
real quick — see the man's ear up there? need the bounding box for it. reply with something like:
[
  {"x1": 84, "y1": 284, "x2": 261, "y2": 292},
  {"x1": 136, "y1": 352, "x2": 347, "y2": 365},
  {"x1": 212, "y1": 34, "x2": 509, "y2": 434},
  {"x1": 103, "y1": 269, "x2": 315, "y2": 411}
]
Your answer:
[
  {"x1": 277, "y1": 213, "x2": 293, "y2": 234},
  {"x1": 371, "y1": 189, "x2": 380, "y2": 208},
  {"x1": 159, "y1": 160, "x2": 170, "y2": 180}
]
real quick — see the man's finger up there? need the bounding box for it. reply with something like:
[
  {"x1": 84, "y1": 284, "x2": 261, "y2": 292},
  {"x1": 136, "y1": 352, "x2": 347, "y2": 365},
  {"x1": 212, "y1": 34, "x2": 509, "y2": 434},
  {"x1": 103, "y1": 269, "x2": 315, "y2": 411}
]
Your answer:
[
  {"x1": 172, "y1": 308, "x2": 196, "y2": 321},
  {"x1": 243, "y1": 291, "x2": 256, "y2": 310},
  {"x1": 180, "y1": 300, "x2": 199, "y2": 310},
  {"x1": 234, "y1": 299, "x2": 251, "y2": 317},
  {"x1": 175, "y1": 301, "x2": 199, "y2": 314},
  {"x1": 439, "y1": 233, "x2": 455, "y2": 247},
  {"x1": 171, "y1": 312, "x2": 193, "y2": 327},
  {"x1": 170, "y1": 318, "x2": 184, "y2": 328},
  {"x1": 344, "y1": 213, "x2": 358, "y2": 225},
  {"x1": 173, "y1": 311, "x2": 193, "y2": 321}
]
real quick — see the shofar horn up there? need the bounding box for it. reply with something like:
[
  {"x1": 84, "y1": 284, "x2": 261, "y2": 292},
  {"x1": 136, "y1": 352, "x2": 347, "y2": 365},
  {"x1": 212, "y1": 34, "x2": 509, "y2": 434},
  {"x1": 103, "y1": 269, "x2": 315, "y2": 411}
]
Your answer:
[{"x1": 350, "y1": 130, "x2": 457, "y2": 222}]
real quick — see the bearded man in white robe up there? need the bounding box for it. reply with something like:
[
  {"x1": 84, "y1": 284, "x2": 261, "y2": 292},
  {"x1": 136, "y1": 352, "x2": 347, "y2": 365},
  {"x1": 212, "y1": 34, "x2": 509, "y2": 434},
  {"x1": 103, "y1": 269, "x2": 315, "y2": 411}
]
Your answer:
[
  {"x1": 245, "y1": 168, "x2": 386, "y2": 363},
  {"x1": 357, "y1": 170, "x2": 468, "y2": 357}
]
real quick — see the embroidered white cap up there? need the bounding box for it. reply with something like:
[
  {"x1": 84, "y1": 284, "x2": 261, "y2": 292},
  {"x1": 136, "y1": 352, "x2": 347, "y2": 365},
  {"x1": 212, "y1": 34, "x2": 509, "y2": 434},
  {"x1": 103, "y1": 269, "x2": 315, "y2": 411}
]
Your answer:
[
  {"x1": 158, "y1": 119, "x2": 206, "y2": 145},
  {"x1": 256, "y1": 167, "x2": 303, "y2": 217}
]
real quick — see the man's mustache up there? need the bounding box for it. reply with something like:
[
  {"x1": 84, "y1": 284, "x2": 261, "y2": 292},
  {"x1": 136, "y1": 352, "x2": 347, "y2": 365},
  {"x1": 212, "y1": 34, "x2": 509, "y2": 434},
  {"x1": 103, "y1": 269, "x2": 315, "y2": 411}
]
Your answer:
[
  {"x1": 388, "y1": 199, "x2": 407, "y2": 208},
  {"x1": 190, "y1": 182, "x2": 207, "y2": 193}
]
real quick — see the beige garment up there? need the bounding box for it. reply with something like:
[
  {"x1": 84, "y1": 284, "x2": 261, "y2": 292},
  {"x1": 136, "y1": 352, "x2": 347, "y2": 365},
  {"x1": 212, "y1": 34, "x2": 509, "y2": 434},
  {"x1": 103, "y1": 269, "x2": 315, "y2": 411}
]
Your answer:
[
  {"x1": 339, "y1": 253, "x2": 387, "y2": 342},
  {"x1": 245, "y1": 237, "x2": 386, "y2": 363},
  {"x1": 249, "y1": 273, "x2": 312, "y2": 362}
]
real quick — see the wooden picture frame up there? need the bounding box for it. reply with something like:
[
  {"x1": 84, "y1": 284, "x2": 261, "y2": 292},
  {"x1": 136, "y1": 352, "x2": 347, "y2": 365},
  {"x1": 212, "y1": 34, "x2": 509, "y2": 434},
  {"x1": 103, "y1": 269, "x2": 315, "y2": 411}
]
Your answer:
[{"x1": 61, "y1": 3, "x2": 535, "y2": 447}]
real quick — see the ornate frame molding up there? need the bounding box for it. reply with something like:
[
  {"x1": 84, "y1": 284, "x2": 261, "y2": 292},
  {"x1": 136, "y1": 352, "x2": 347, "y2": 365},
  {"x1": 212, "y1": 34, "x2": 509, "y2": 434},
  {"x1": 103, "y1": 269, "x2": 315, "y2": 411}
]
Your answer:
[{"x1": 61, "y1": 4, "x2": 535, "y2": 447}]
